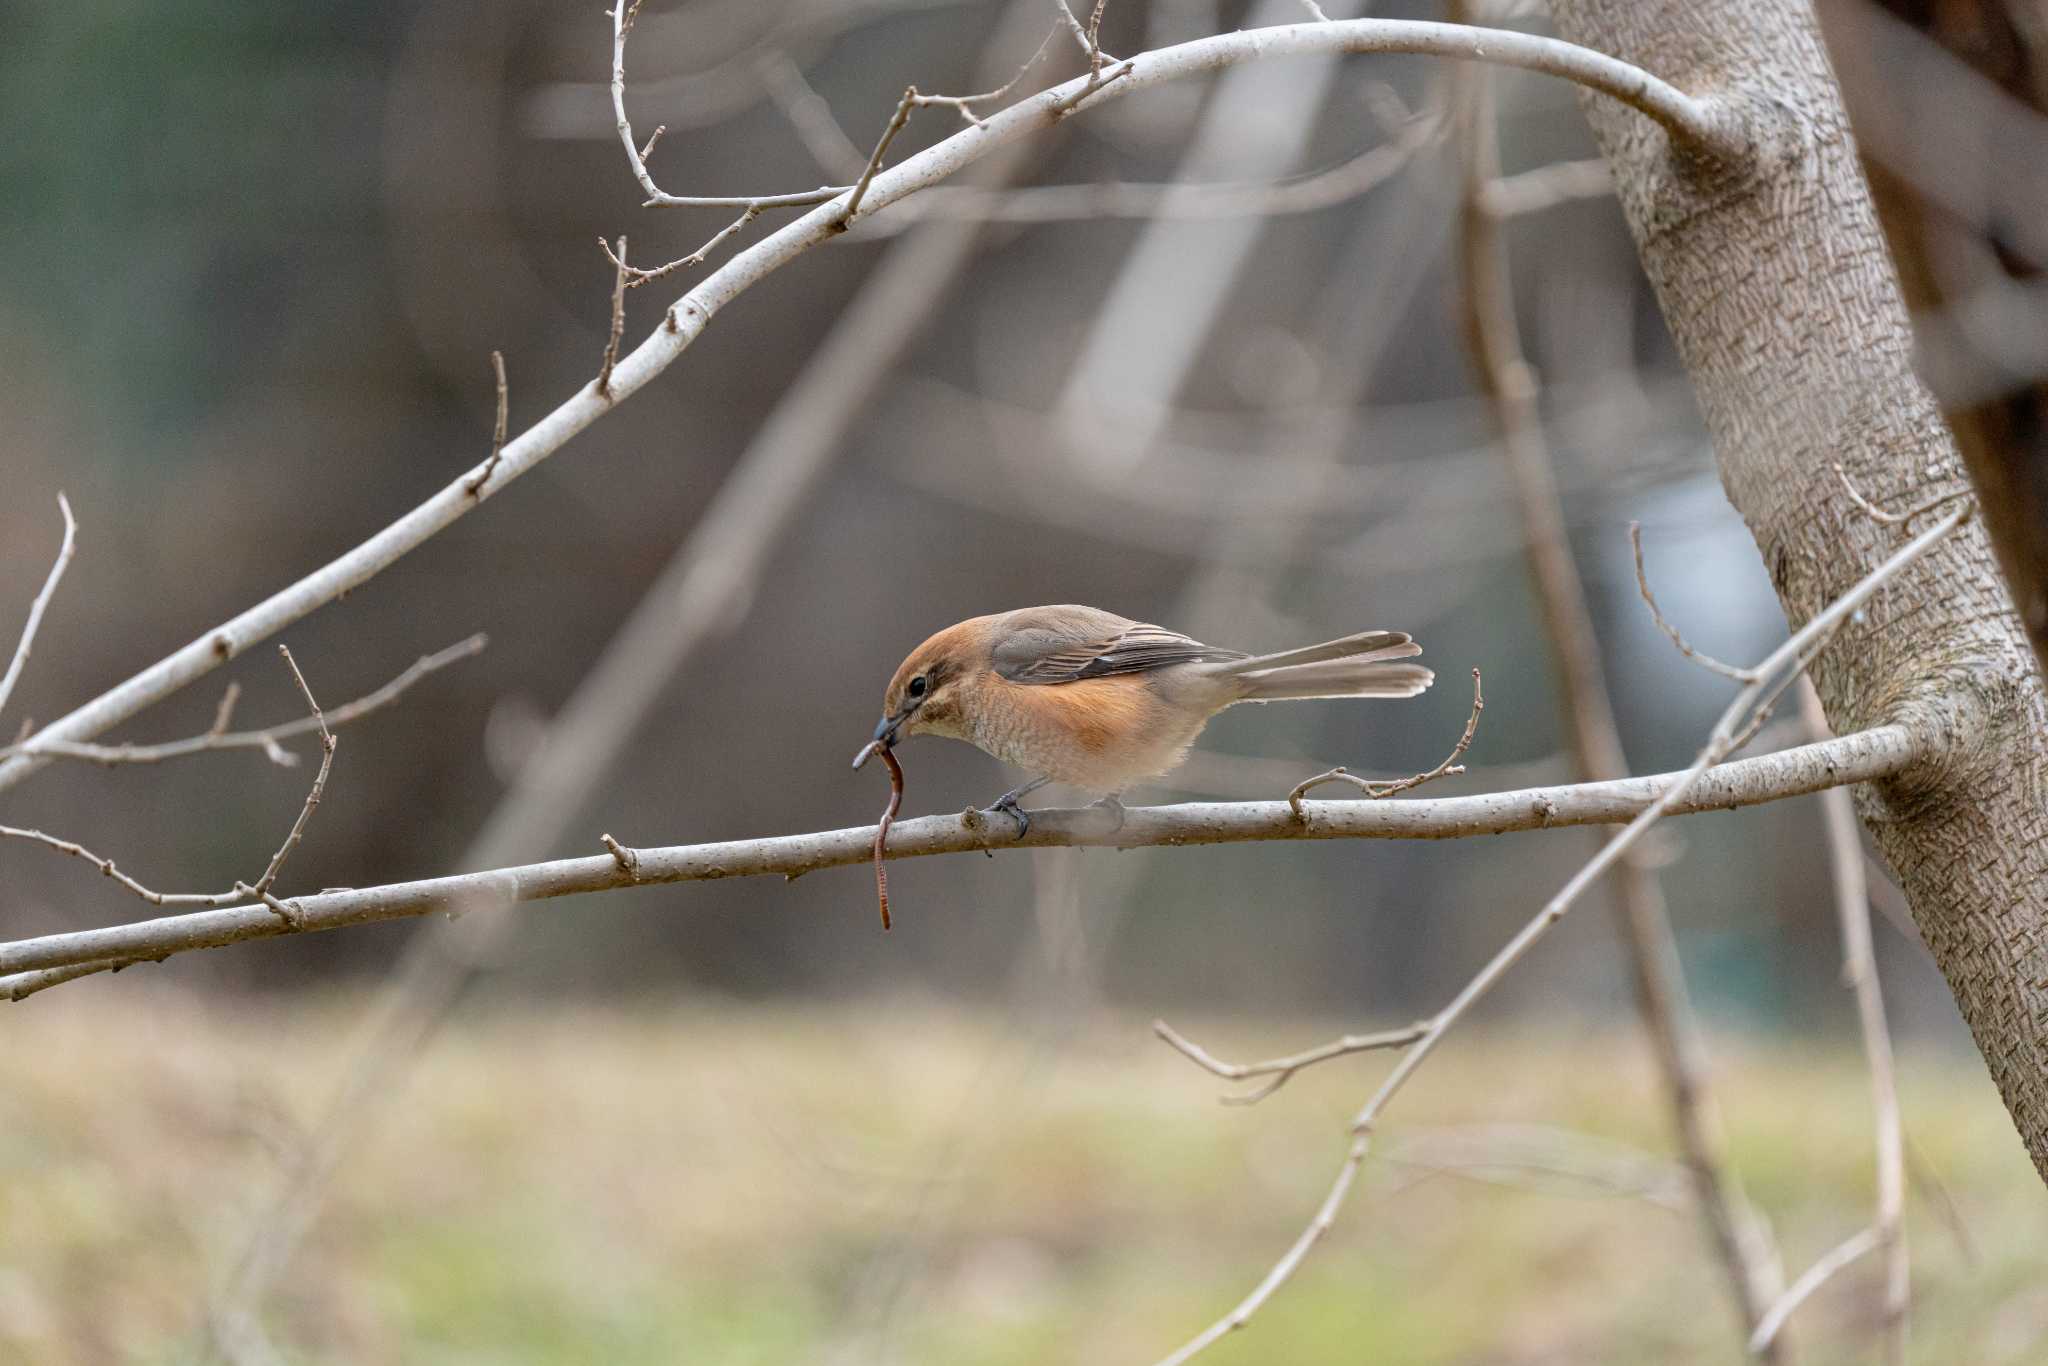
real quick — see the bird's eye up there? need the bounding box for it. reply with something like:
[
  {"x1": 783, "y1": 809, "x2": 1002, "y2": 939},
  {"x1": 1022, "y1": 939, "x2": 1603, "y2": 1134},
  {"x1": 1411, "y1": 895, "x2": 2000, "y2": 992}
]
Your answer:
[{"x1": 907, "y1": 674, "x2": 929, "y2": 699}]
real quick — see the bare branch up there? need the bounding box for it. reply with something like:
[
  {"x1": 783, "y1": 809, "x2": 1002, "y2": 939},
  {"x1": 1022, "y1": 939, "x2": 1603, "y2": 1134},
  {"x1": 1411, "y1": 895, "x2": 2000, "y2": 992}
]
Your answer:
[
  {"x1": 251, "y1": 645, "x2": 333, "y2": 899},
  {"x1": 1630, "y1": 521, "x2": 1758, "y2": 682},
  {"x1": 0, "y1": 724, "x2": 1930, "y2": 993},
  {"x1": 1153, "y1": 507, "x2": 1966, "y2": 1365},
  {"x1": 1832, "y1": 461, "x2": 1973, "y2": 529},
  {"x1": 0, "y1": 17, "x2": 1760, "y2": 806},
  {"x1": 1287, "y1": 667, "x2": 1482, "y2": 813},
  {"x1": 865, "y1": 103, "x2": 1442, "y2": 231},
  {"x1": 1153, "y1": 1018, "x2": 1427, "y2": 1104},
  {"x1": 908, "y1": 21, "x2": 1059, "y2": 125},
  {"x1": 0, "y1": 645, "x2": 345, "y2": 928},
  {"x1": 0, "y1": 494, "x2": 78, "y2": 721},
  {"x1": 1748, "y1": 1227, "x2": 1883, "y2": 1356},
  {"x1": 0, "y1": 635, "x2": 485, "y2": 768},
  {"x1": 600, "y1": 209, "x2": 762, "y2": 290},
  {"x1": 843, "y1": 87, "x2": 920, "y2": 223},
  {"x1": 611, "y1": 0, "x2": 847, "y2": 209},
  {"x1": 597, "y1": 236, "x2": 628, "y2": 397},
  {"x1": 464, "y1": 352, "x2": 509, "y2": 497},
  {"x1": 1455, "y1": 52, "x2": 1782, "y2": 1348},
  {"x1": 1477, "y1": 157, "x2": 1611, "y2": 216},
  {"x1": 1804, "y1": 682, "x2": 1908, "y2": 1363}
]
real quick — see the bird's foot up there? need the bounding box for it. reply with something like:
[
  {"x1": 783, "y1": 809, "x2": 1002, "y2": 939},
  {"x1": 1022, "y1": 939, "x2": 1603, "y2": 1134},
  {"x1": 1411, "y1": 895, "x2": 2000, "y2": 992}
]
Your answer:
[
  {"x1": 1088, "y1": 792, "x2": 1127, "y2": 834},
  {"x1": 982, "y1": 790, "x2": 1031, "y2": 838},
  {"x1": 987, "y1": 793, "x2": 1032, "y2": 838}
]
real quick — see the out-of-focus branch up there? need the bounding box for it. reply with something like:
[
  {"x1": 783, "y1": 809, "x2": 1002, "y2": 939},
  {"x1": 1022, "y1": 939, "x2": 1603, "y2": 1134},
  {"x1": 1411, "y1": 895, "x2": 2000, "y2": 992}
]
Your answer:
[
  {"x1": 1151, "y1": 507, "x2": 1966, "y2": 1366},
  {"x1": 1803, "y1": 680, "x2": 1908, "y2": 1364},
  {"x1": 1153, "y1": 1018, "x2": 1427, "y2": 1105},
  {"x1": 194, "y1": 5, "x2": 1068, "y2": 1346},
  {"x1": 0, "y1": 13, "x2": 1748, "y2": 808},
  {"x1": 0, "y1": 635, "x2": 485, "y2": 768},
  {"x1": 0, "y1": 724, "x2": 1929, "y2": 996},
  {"x1": 1453, "y1": 54, "x2": 1782, "y2": 1351},
  {"x1": 1748, "y1": 1227, "x2": 1882, "y2": 1356},
  {"x1": 866, "y1": 98, "x2": 1441, "y2": 231},
  {"x1": 0, "y1": 493, "x2": 77, "y2": 721}
]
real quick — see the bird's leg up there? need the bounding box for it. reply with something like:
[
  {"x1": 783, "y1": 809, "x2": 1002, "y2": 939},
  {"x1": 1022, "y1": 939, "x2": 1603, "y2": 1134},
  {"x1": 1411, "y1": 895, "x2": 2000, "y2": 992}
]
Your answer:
[
  {"x1": 985, "y1": 776, "x2": 1051, "y2": 837},
  {"x1": 1087, "y1": 792, "x2": 1126, "y2": 834}
]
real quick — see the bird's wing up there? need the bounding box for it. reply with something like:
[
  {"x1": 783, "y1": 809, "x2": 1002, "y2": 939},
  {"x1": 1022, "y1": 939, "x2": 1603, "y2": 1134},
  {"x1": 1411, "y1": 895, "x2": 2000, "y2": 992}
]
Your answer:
[{"x1": 991, "y1": 608, "x2": 1246, "y2": 686}]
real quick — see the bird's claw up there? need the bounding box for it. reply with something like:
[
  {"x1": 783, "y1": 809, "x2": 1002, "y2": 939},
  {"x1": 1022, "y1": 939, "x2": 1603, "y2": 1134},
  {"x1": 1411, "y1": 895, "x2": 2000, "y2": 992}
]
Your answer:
[{"x1": 987, "y1": 793, "x2": 1032, "y2": 838}]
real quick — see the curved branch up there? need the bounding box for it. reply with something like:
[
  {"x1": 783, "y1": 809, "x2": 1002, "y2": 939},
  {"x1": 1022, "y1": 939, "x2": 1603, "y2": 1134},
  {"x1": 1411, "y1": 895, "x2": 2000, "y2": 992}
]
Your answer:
[
  {"x1": 0, "y1": 726, "x2": 1919, "y2": 990},
  {"x1": 0, "y1": 16, "x2": 1741, "y2": 803},
  {"x1": 0, "y1": 494, "x2": 77, "y2": 721}
]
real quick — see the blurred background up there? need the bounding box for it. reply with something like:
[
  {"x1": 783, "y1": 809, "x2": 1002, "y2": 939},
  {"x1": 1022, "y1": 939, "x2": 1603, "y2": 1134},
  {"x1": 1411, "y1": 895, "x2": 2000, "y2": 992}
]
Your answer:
[{"x1": 1, "y1": 0, "x2": 2043, "y2": 1361}]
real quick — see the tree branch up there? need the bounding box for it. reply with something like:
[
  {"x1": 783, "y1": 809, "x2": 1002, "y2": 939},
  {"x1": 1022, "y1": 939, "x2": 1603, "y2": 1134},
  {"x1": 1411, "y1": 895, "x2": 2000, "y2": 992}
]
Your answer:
[
  {"x1": 0, "y1": 493, "x2": 77, "y2": 721},
  {"x1": 0, "y1": 724, "x2": 1923, "y2": 994},
  {"x1": 1803, "y1": 681, "x2": 1908, "y2": 1364},
  {"x1": 0, "y1": 15, "x2": 1746, "y2": 807},
  {"x1": 0, "y1": 635, "x2": 484, "y2": 768},
  {"x1": 1453, "y1": 52, "x2": 1782, "y2": 1347},
  {"x1": 1151, "y1": 505, "x2": 1965, "y2": 1366}
]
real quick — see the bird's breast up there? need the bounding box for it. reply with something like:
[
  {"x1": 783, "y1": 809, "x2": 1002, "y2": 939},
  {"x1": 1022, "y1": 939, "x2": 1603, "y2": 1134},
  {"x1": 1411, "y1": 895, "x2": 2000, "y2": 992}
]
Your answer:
[{"x1": 970, "y1": 673, "x2": 1213, "y2": 793}]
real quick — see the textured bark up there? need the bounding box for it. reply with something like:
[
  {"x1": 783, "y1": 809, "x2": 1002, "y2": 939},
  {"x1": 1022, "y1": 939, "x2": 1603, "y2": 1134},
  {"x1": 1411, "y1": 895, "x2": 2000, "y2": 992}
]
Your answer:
[
  {"x1": 1549, "y1": 0, "x2": 2048, "y2": 1179},
  {"x1": 1819, "y1": 0, "x2": 2048, "y2": 676}
]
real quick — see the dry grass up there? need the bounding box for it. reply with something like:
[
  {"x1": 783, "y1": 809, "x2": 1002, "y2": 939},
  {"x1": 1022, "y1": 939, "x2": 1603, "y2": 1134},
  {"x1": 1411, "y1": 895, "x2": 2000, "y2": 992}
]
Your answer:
[{"x1": 0, "y1": 989, "x2": 2042, "y2": 1363}]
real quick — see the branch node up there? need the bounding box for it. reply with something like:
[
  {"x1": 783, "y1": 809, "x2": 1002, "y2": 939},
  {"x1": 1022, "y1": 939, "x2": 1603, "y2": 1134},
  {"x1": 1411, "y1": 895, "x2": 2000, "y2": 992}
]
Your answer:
[{"x1": 602, "y1": 833, "x2": 641, "y2": 879}]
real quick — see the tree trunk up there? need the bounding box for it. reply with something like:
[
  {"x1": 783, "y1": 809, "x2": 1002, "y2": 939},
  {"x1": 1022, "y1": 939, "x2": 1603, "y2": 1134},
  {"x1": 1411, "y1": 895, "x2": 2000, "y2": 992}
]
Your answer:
[{"x1": 1549, "y1": 0, "x2": 2048, "y2": 1180}]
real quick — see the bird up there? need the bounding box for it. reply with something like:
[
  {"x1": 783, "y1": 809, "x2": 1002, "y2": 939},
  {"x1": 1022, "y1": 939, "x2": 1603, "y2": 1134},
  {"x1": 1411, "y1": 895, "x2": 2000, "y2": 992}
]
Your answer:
[{"x1": 854, "y1": 604, "x2": 1432, "y2": 833}]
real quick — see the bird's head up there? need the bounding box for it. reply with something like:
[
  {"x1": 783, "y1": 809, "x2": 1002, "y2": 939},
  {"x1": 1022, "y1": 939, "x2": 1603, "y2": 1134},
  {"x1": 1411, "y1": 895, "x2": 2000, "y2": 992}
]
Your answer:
[{"x1": 853, "y1": 619, "x2": 986, "y2": 768}]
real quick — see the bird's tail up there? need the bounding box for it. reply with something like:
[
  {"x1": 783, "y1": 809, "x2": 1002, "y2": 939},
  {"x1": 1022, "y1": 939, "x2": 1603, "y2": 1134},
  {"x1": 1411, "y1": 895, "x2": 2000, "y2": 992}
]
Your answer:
[{"x1": 1215, "y1": 631, "x2": 1433, "y2": 702}]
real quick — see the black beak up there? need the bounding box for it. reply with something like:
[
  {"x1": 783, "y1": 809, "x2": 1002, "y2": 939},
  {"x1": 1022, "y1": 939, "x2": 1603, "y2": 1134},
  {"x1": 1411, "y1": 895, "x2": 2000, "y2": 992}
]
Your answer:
[{"x1": 852, "y1": 714, "x2": 900, "y2": 770}]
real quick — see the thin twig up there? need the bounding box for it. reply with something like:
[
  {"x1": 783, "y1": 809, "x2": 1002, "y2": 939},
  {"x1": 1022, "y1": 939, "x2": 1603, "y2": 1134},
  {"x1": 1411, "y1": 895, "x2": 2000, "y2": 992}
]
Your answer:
[
  {"x1": 598, "y1": 236, "x2": 628, "y2": 397},
  {"x1": 1748, "y1": 1227, "x2": 1883, "y2": 1355},
  {"x1": 1287, "y1": 668, "x2": 1483, "y2": 813},
  {"x1": 610, "y1": 0, "x2": 848, "y2": 209},
  {"x1": 1630, "y1": 521, "x2": 1758, "y2": 682},
  {"x1": 0, "y1": 645, "x2": 345, "y2": 927},
  {"x1": 1154, "y1": 1018, "x2": 1427, "y2": 1104},
  {"x1": 1152, "y1": 508, "x2": 1966, "y2": 1366},
  {"x1": 842, "y1": 87, "x2": 920, "y2": 224},
  {"x1": 1053, "y1": 1, "x2": 1119, "y2": 64},
  {"x1": 600, "y1": 209, "x2": 762, "y2": 290},
  {"x1": 1804, "y1": 681, "x2": 1908, "y2": 1364},
  {"x1": 251, "y1": 645, "x2": 333, "y2": 900},
  {"x1": 0, "y1": 725, "x2": 1931, "y2": 993},
  {"x1": 909, "y1": 21, "x2": 1060, "y2": 125},
  {"x1": 0, "y1": 494, "x2": 78, "y2": 721},
  {"x1": 0, "y1": 636, "x2": 485, "y2": 768},
  {"x1": 1833, "y1": 462, "x2": 1974, "y2": 529},
  {"x1": 465, "y1": 353, "x2": 510, "y2": 496}
]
